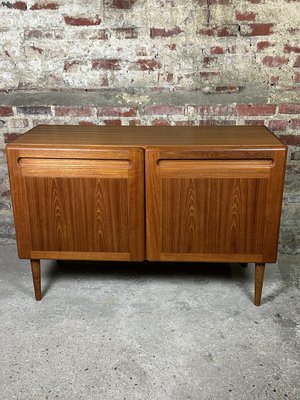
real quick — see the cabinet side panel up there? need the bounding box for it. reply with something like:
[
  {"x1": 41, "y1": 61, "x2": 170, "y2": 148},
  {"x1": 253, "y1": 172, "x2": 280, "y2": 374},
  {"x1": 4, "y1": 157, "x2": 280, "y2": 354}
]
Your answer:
[{"x1": 262, "y1": 148, "x2": 287, "y2": 262}]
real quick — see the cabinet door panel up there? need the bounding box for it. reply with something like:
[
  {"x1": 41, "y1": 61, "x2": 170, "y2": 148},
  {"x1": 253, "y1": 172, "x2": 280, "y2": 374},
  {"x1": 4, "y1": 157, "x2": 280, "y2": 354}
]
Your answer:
[
  {"x1": 24, "y1": 177, "x2": 130, "y2": 253},
  {"x1": 161, "y1": 177, "x2": 268, "y2": 255},
  {"x1": 146, "y1": 149, "x2": 286, "y2": 262},
  {"x1": 7, "y1": 148, "x2": 144, "y2": 261}
]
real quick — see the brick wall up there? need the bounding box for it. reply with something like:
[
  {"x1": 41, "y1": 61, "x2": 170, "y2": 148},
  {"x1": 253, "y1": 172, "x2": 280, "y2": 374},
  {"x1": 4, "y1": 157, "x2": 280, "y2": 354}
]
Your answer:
[{"x1": 0, "y1": 0, "x2": 299, "y2": 254}]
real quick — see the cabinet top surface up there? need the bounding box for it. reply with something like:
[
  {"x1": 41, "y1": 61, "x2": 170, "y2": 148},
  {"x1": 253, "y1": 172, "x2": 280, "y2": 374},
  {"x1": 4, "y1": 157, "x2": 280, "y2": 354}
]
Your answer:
[{"x1": 7, "y1": 125, "x2": 285, "y2": 149}]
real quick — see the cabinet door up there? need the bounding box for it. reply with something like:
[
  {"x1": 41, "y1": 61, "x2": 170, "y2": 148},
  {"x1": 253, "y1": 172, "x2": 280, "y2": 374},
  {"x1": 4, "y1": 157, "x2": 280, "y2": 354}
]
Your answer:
[
  {"x1": 146, "y1": 148, "x2": 286, "y2": 263},
  {"x1": 7, "y1": 147, "x2": 144, "y2": 261}
]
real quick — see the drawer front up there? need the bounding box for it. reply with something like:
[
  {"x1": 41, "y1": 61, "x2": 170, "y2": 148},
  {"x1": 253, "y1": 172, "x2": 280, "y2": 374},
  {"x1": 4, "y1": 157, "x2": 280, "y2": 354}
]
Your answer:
[
  {"x1": 146, "y1": 148, "x2": 287, "y2": 263},
  {"x1": 7, "y1": 148, "x2": 144, "y2": 261}
]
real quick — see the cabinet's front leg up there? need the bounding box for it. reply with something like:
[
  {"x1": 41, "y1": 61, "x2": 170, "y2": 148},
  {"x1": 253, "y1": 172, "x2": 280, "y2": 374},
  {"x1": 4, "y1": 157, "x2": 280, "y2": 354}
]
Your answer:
[
  {"x1": 30, "y1": 259, "x2": 42, "y2": 301},
  {"x1": 254, "y1": 263, "x2": 265, "y2": 306}
]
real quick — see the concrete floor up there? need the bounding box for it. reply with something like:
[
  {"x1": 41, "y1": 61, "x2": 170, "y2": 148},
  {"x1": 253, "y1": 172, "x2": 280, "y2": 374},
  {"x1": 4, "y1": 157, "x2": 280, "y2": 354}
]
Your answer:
[{"x1": 0, "y1": 244, "x2": 299, "y2": 400}]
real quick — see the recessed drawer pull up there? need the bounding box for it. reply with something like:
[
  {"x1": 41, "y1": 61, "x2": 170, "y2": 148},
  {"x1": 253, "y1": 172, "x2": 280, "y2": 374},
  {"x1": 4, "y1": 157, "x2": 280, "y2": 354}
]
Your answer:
[
  {"x1": 18, "y1": 158, "x2": 131, "y2": 178},
  {"x1": 158, "y1": 159, "x2": 274, "y2": 179}
]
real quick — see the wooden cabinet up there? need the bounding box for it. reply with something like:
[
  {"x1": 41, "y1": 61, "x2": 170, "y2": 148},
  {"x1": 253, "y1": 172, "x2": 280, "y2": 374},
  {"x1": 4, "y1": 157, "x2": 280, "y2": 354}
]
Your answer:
[{"x1": 6, "y1": 125, "x2": 287, "y2": 305}]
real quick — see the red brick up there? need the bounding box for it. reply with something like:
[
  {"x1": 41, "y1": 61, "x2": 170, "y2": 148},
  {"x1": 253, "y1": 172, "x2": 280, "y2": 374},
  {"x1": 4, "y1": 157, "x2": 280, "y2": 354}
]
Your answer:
[
  {"x1": 200, "y1": 71, "x2": 220, "y2": 79},
  {"x1": 235, "y1": 11, "x2": 256, "y2": 21},
  {"x1": 269, "y1": 76, "x2": 279, "y2": 85},
  {"x1": 294, "y1": 72, "x2": 300, "y2": 83},
  {"x1": 279, "y1": 135, "x2": 300, "y2": 145},
  {"x1": 0, "y1": 106, "x2": 13, "y2": 117},
  {"x1": 108, "y1": 0, "x2": 136, "y2": 8},
  {"x1": 30, "y1": 2, "x2": 58, "y2": 10},
  {"x1": 192, "y1": 105, "x2": 231, "y2": 116},
  {"x1": 16, "y1": 106, "x2": 52, "y2": 115},
  {"x1": 32, "y1": 119, "x2": 60, "y2": 126},
  {"x1": 240, "y1": 23, "x2": 274, "y2": 36},
  {"x1": 168, "y1": 44, "x2": 177, "y2": 51},
  {"x1": 104, "y1": 119, "x2": 122, "y2": 126},
  {"x1": 284, "y1": 44, "x2": 300, "y2": 54},
  {"x1": 235, "y1": 104, "x2": 276, "y2": 116},
  {"x1": 150, "y1": 26, "x2": 183, "y2": 38},
  {"x1": 132, "y1": 59, "x2": 162, "y2": 71},
  {"x1": 278, "y1": 104, "x2": 300, "y2": 114},
  {"x1": 152, "y1": 119, "x2": 171, "y2": 126},
  {"x1": 92, "y1": 59, "x2": 120, "y2": 70},
  {"x1": 4, "y1": 133, "x2": 21, "y2": 143},
  {"x1": 97, "y1": 107, "x2": 137, "y2": 117},
  {"x1": 244, "y1": 120, "x2": 265, "y2": 125},
  {"x1": 203, "y1": 56, "x2": 217, "y2": 66},
  {"x1": 24, "y1": 29, "x2": 63, "y2": 39},
  {"x1": 257, "y1": 41, "x2": 273, "y2": 52},
  {"x1": 9, "y1": 118, "x2": 29, "y2": 128},
  {"x1": 288, "y1": 28, "x2": 300, "y2": 35},
  {"x1": 114, "y1": 27, "x2": 138, "y2": 39},
  {"x1": 1, "y1": 1, "x2": 27, "y2": 10},
  {"x1": 290, "y1": 120, "x2": 300, "y2": 129},
  {"x1": 78, "y1": 121, "x2": 97, "y2": 126},
  {"x1": 144, "y1": 105, "x2": 184, "y2": 115},
  {"x1": 165, "y1": 72, "x2": 173, "y2": 83},
  {"x1": 129, "y1": 119, "x2": 141, "y2": 126},
  {"x1": 227, "y1": 45, "x2": 237, "y2": 54},
  {"x1": 29, "y1": 45, "x2": 43, "y2": 54},
  {"x1": 268, "y1": 120, "x2": 289, "y2": 131},
  {"x1": 294, "y1": 56, "x2": 300, "y2": 67},
  {"x1": 197, "y1": 25, "x2": 238, "y2": 37},
  {"x1": 54, "y1": 107, "x2": 94, "y2": 117},
  {"x1": 197, "y1": 0, "x2": 232, "y2": 4},
  {"x1": 64, "y1": 16, "x2": 101, "y2": 26},
  {"x1": 262, "y1": 56, "x2": 289, "y2": 67},
  {"x1": 198, "y1": 120, "x2": 236, "y2": 126},
  {"x1": 64, "y1": 60, "x2": 87, "y2": 72},
  {"x1": 175, "y1": 121, "x2": 195, "y2": 126},
  {"x1": 215, "y1": 85, "x2": 243, "y2": 93},
  {"x1": 76, "y1": 29, "x2": 108, "y2": 40},
  {"x1": 210, "y1": 46, "x2": 224, "y2": 54}
]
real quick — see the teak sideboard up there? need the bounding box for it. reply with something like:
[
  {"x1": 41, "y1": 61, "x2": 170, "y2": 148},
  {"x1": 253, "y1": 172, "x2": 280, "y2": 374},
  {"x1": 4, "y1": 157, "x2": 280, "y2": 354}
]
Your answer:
[{"x1": 6, "y1": 125, "x2": 287, "y2": 305}]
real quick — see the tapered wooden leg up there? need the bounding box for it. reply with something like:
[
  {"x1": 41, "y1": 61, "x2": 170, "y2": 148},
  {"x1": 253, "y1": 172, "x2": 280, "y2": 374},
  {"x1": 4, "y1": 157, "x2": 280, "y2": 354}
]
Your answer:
[
  {"x1": 254, "y1": 263, "x2": 265, "y2": 306},
  {"x1": 30, "y1": 259, "x2": 42, "y2": 301}
]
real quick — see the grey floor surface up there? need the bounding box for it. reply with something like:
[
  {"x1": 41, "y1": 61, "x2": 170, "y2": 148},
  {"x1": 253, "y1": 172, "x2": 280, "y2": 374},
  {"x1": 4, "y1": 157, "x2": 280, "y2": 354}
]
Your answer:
[{"x1": 0, "y1": 244, "x2": 299, "y2": 400}]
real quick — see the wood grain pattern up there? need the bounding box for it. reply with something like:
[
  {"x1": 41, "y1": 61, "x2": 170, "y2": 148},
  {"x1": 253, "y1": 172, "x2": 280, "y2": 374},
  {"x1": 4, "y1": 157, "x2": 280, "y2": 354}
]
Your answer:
[
  {"x1": 19, "y1": 158, "x2": 130, "y2": 178},
  {"x1": 7, "y1": 147, "x2": 144, "y2": 261},
  {"x1": 159, "y1": 159, "x2": 273, "y2": 178},
  {"x1": 6, "y1": 126, "x2": 287, "y2": 305},
  {"x1": 25, "y1": 177, "x2": 130, "y2": 253},
  {"x1": 161, "y1": 177, "x2": 268, "y2": 255},
  {"x1": 255, "y1": 263, "x2": 265, "y2": 306},
  {"x1": 30, "y1": 259, "x2": 41, "y2": 301},
  {"x1": 7, "y1": 125, "x2": 284, "y2": 148},
  {"x1": 146, "y1": 148, "x2": 287, "y2": 263},
  {"x1": 30, "y1": 251, "x2": 130, "y2": 261}
]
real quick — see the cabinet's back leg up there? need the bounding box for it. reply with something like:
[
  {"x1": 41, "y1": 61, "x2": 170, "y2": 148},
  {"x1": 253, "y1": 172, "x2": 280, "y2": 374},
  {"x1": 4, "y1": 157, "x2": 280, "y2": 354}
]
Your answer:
[
  {"x1": 254, "y1": 263, "x2": 265, "y2": 306},
  {"x1": 30, "y1": 259, "x2": 42, "y2": 301}
]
